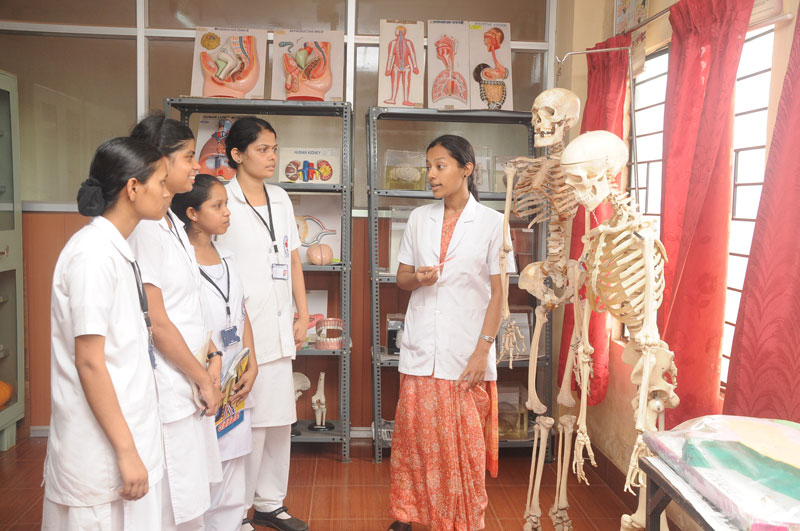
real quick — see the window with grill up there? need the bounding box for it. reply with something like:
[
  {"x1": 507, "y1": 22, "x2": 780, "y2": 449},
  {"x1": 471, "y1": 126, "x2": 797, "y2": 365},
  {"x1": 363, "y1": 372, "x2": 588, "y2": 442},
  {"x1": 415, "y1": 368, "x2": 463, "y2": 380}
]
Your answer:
[{"x1": 628, "y1": 27, "x2": 775, "y2": 391}]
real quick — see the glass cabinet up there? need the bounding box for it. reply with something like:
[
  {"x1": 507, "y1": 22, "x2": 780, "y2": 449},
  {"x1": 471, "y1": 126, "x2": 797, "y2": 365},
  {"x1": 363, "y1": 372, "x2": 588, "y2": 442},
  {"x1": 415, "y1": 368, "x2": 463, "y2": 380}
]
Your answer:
[{"x1": 0, "y1": 70, "x2": 24, "y2": 450}]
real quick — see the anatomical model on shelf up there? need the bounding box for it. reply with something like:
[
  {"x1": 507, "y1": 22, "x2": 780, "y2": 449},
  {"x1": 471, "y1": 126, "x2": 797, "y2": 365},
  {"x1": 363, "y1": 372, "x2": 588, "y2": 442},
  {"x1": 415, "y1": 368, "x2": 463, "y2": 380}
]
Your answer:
[
  {"x1": 309, "y1": 372, "x2": 334, "y2": 431},
  {"x1": 560, "y1": 130, "x2": 678, "y2": 531},
  {"x1": 293, "y1": 372, "x2": 311, "y2": 402},
  {"x1": 271, "y1": 29, "x2": 344, "y2": 102},
  {"x1": 499, "y1": 87, "x2": 583, "y2": 531},
  {"x1": 281, "y1": 41, "x2": 332, "y2": 101},
  {"x1": 192, "y1": 28, "x2": 267, "y2": 99},
  {"x1": 197, "y1": 117, "x2": 236, "y2": 181}
]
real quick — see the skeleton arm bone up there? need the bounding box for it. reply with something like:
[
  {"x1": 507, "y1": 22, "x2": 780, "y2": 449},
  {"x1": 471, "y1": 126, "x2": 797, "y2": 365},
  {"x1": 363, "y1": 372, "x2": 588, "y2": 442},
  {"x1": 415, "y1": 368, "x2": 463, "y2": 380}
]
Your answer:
[
  {"x1": 498, "y1": 164, "x2": 525, "y2": 366},
  {"x1": 500, "y1": 164, "x2": 516, "y2": 321},
  {"x1": 556, "y1": 263, "x2": 585, "y2": 408},
  {"x1": 572, "y1": 298, "x2": 597, "y2": 484}
]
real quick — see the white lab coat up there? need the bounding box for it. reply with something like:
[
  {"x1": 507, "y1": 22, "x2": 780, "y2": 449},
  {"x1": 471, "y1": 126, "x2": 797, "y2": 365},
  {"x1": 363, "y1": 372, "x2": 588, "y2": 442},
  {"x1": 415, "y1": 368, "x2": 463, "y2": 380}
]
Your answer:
[
  {"x1": 197, "y1": 245, "x2": 253, "y2": 461},
  {"x1": 45, "y1": 216, "x2": 163, "y2": 510},
  {"x1": 397, "y1": 194, "x2": 515, "y2": 381},
  {"x1": 128, "y1": 210, "x2": 208, "y2": 423},
  {"x1": 128, "y1": 211, "x2": 222, "y2": 525},
  {"x1": 217, "y1": 177, "x2": 300, "y2": 366}
]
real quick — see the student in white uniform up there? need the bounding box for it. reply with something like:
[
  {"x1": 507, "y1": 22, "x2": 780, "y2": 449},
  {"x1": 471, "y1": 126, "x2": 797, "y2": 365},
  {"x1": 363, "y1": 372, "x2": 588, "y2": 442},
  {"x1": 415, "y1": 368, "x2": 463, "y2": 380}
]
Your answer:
[
  {"x1": 388, "y1": 135, "x2": 515, "y2": 531},
  {"x1": 215, "y1": 117, "x2": 309, "y2": 531},
  {"x1": 172, "y1": 174, "x2": 259, "y2": 531},
  {"x1": 43, "y1": 137, "x2": 168, "y2": 530},
  {"x1": 128, "y1": 115, "x2": 224, "y2": 530}
]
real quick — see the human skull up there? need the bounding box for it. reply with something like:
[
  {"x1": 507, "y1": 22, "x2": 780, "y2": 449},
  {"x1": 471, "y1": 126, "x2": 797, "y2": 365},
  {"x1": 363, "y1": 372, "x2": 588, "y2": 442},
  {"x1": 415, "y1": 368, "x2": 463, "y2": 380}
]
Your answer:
[
  {"x1": 531, "y1": 88, "x2": 581, "y2": 148},
  {"x1": 561, "y1": 130, "x2": 628, "y2": 211}
]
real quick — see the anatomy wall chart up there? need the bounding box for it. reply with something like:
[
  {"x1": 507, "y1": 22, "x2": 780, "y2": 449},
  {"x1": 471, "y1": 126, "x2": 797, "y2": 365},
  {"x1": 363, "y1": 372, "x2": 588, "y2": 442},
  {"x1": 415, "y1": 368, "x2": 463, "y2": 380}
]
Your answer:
[
  {"x1": 191, "y1": 27, "x2": 268, "y2": 98},
  {"x1": 468, "y1": 21, "x2": 513, "y2": 111},
  {"x1": 427, "y1": 20, "x2": 470, "y2": 110},
  {"x1": 378, "y1": 20, "x2": 425, "y2": 107},
  {"x1": 271, "y1": 29, "x2": 345, "y2": 102}
]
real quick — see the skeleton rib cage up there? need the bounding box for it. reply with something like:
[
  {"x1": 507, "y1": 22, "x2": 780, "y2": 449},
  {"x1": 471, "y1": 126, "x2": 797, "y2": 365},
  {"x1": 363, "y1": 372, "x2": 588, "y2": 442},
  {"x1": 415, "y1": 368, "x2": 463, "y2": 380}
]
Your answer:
[{"x1": 579, "y1": 190, "x2": 666, "y2": 336}]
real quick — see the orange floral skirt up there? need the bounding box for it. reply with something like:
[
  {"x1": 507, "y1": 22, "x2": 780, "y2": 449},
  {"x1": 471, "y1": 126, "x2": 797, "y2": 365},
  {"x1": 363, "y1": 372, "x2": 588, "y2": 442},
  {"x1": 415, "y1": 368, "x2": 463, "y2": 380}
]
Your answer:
[{"x1": 389, "y1": 375, "x2": 498, "y2": 531}]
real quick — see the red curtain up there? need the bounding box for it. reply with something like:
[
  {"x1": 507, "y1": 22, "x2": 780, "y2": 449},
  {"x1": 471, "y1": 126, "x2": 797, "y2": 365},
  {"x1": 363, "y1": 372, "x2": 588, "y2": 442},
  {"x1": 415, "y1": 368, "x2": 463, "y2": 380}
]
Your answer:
[
  {"x1": 558, "y1": 34, "x2": 630, "y2": 406},
  {"x1": 659, "y1": 0, "x2": 754, "y2": 427},
  {"x1": 724, "y1": 15, "x2": 800, "y2": 421}
]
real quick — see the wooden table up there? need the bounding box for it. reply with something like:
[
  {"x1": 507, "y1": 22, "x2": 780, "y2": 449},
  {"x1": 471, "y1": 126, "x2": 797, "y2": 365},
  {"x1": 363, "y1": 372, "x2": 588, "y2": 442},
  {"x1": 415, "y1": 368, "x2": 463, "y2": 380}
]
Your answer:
[{"x1": 638, "y1": 455, "x2": 739, "y2": 530}]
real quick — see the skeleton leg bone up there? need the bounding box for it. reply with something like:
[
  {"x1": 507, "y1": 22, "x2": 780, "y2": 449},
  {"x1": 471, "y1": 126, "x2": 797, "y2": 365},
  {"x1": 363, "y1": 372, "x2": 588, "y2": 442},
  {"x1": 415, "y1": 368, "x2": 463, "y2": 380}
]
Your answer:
[
  {"x1": 526, "y1": 306, "x2": 549, "y2": 414},
  {"x1": 524, "y1": 416, "x2": 555, "y2": 531},
  {"x1": 550, "y1": 414, "x2": 576, "y2": 530}
]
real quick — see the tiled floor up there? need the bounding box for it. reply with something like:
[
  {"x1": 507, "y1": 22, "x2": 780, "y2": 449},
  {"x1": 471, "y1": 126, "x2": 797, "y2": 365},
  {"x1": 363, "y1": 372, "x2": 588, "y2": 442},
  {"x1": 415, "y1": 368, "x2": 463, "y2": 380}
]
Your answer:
[{"x1": 1, "y1": 438, "x2": 630, "y2": 530}]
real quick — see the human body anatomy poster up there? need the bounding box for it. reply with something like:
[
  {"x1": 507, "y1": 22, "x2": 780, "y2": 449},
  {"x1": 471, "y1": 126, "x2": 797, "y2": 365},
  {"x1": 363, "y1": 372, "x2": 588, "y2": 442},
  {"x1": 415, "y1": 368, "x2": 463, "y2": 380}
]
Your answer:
[
  {"x1": 271, "y1": 29, "x2": 345, "y2": 102},
  {"x1": 191, "y1": 27, "x2": 268, "y2": 98},
  {"x1": 378, "y1": 20, "x2": 425, "y2": 108},
  {"x1": 427, "y1": 20, "x2": 471, "y2": 110},
  {"x1": 468, "y1": 21, "x2": 513, "y2": 111}
]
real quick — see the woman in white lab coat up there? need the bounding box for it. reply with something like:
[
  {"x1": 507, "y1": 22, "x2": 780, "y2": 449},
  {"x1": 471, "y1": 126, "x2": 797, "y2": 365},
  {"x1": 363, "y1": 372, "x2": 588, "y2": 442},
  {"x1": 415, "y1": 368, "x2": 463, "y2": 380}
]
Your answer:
[
  {"x1": 215, "y1": 117, "x2": 309, "y2": 531},
  {"x1": 43, "y1": 137, "x2": 168, "y2": 529},
  {"x1": 172, "y1": 173, "x2": 259, "y2": 531},
  {"x1": 388, "y1": 135, "x2": 514, "y2": 531},
  {"x1": 128, "y1": 115, "x2": 223, "y2": 530}
]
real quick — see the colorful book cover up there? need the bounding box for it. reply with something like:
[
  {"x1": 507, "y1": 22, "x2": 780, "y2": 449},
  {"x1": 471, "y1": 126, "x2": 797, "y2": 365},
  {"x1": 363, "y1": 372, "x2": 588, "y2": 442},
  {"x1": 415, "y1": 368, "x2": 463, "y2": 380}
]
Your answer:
[{"x1": 215, "y1": 347, "x2": 250, "y2": 438}]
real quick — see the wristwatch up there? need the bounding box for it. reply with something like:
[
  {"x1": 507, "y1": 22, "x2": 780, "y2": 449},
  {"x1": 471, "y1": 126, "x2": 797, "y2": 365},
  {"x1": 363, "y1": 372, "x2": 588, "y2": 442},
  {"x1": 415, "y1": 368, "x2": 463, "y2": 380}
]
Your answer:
[
  {"x1": 206, "y1": 350, "x2": 223, "y2": 361},
  {"x1": 479, "y1": 334, "x2": 495, "y2": 344}
]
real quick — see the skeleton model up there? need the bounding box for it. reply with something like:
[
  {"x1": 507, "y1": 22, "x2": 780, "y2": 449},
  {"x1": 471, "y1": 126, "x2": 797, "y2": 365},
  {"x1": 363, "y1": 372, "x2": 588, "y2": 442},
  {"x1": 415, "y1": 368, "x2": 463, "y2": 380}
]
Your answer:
[
  {"x1": 310, "y1": 372, "x2": 328, "y2": 428},
  {"x1": 499, "y1": 88, "x2": 582, "y2": 531},
  {"x1": 560, "y1": 130, "x2": 679, "y2": 531}
]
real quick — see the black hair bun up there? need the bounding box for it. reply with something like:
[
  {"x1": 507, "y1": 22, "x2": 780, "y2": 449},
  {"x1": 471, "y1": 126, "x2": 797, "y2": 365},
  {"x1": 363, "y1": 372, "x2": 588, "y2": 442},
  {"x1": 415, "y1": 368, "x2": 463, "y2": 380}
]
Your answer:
[{"x1": 77, "y1": 176, "x2": 106, "y2": 216}]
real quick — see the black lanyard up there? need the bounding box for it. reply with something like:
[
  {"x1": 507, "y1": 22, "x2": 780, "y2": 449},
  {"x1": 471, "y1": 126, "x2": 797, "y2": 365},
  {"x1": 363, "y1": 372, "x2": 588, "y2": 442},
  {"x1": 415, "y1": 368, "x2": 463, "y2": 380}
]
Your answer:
[
  {"x1": 244, "y1": 189, "x2": 279, "y2": 253},
  {"x1": 130, "y1": 260, "x2": 156, "y2": 369},
  {"x1": 165, "y1": 211, "x2": 191, "y2": 259},
  {"x1": 198, "y1": 257, "x2": 231, "y2": 322}
]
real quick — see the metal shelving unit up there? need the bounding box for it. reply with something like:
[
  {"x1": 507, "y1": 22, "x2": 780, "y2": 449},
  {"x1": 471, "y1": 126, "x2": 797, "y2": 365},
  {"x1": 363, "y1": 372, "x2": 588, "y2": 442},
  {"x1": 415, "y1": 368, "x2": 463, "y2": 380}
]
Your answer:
[
  {"x1": 165, "y1": 97, "x2": 353, "y2": 461},
  {"x1": 366, "y1": 106, "x2": 553, "y2": 462}
]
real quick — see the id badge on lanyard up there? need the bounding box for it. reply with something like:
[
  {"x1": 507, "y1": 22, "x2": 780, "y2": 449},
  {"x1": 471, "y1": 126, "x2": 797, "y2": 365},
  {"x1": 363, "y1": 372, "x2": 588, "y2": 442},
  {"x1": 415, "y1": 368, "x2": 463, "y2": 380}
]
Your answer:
[{"x1": 272, "y1": 262, "x2": 289, "y2": 280}]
